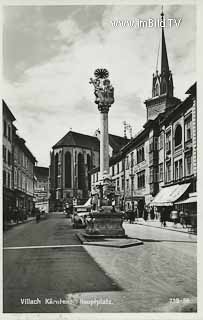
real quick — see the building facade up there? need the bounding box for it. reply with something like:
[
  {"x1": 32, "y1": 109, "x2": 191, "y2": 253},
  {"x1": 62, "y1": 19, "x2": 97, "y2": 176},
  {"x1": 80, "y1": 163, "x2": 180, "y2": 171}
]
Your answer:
[
  {"x1": 2, "y1": 100, "x2": 37, "y2": 226},
  {"x1": 3, "y1": 100, "x2": 16, "y2": 223},
  {"x1": 34, "y1": 166, "x2": 49, "y2": 212},
  {"x1": 13, "y1": 130, "x2": 37, "y2": 215},
  {"x1": 49, "y1": 130, "x2": 128, "y2": 211}
]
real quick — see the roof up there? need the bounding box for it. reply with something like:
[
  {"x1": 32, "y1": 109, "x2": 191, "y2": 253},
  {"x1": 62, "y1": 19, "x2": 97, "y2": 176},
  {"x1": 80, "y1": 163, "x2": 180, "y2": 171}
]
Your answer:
[
  {"x1": 53, "y1": 131, "x2": 100, "y2": 151},
  {"x1": 53, "y1": 131, "x2": 129, "y2": 152},
  {"x1": 109, "y1": 134, "x2": 129, "y2": 153},
  {"x1": 14, "y1": 133, "x2": 37, "y2": 163},
  {"x1": 34, "y1": 166, "x2": 49, "y2": 177},
  {"x1": 3, "y1": 100, "x2": 16, "y2": 122},
  {"x1": 186, "y1": 82, "x2": 196, "y2": 96}
]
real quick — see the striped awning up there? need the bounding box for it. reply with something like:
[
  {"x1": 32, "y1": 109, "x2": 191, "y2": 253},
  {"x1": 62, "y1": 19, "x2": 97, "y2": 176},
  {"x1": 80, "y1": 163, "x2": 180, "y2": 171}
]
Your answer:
[{"x1": 150, "y1": 183, "x2": 190, "y2": 207}]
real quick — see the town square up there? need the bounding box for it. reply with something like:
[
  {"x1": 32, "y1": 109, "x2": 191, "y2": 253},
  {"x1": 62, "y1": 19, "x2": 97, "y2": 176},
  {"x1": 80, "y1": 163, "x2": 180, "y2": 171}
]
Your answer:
[{"x1": 2, "y1": 3, "x2": 197, "y2": 316}]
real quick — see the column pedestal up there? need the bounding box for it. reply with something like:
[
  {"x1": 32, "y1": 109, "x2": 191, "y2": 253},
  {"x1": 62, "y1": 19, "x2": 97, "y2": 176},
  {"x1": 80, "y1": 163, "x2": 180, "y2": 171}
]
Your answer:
[{"x1": 85, "y1": 207, "x2": 126, "y2": 238}]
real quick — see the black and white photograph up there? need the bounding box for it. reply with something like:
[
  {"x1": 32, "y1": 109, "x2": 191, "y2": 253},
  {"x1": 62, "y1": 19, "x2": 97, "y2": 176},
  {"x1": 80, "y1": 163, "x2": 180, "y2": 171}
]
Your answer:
[{"x1": 2, "y1": 1, "x2": 199, "y2": 317}]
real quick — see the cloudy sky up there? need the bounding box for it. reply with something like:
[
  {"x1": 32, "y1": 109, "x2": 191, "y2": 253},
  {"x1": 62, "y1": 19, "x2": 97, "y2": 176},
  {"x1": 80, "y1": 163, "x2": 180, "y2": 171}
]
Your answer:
[{"x1": 3, "y1": 4, "x2": 196, "y2": 166}]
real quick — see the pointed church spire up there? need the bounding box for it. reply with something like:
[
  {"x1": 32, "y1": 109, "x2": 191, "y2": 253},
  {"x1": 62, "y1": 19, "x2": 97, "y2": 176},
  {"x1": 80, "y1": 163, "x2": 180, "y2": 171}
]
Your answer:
[
  {"x1": 152, "y1": 6, "x2": 174, "y2": 98},
  {"x1": 161, "y1": 8, "x2": 170, "y2": 75}
]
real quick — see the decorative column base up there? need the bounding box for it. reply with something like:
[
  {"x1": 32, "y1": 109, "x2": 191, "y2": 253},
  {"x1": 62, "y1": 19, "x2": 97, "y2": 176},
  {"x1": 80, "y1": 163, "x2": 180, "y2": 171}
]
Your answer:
[{"x1": 85, "y1": 206, "x2": 126, "y2": 238}]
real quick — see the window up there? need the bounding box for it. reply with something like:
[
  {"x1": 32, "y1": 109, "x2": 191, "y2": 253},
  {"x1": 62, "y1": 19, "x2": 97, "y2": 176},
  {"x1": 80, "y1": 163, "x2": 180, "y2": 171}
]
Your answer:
[
  {"x1": 159, "y1": 132, "x2": 164, "y2": 149},
  {"x1": 4, "y1": 120, "x2": 7, "y2": 137},
  {"x1": 126, "y1": 179, "x2": 129, "y2": 191},
  {"x1": 117, "y1": 163, "x2": 119, "y2": 174},
  {"x1": 179, "y1": 159, "x2": 183, "y2": 179},
  {"x1": 137, "y1": 145, "x2": 145, "y2": 163},
  {"x1": 154, "y1": 137, "x2": 159, "y2": 150},
  {"x1": 166, "y1": 131, "x2": 171, "y2": 152},
  {"x1": 3, "y1": 171, "x2": 6, "y2": 186},
  {"x1": 8, "y1": 125, "x2": 11, "y2": 141},
  {"x1": 174, "y1": 161, "x2": 179, "y2": 180},
  {"x1": 159, "y1": 163, "x2": 163, "y2": 181},
  {"x1": 65, "y1": 151, "x2": 72, "y2": 188},
  {"x1": 149, "y1": 137, "x2": 153, "y2": 152},
  {"x1": 174, "y1": 159, "x2": 183, "y2": 180},
  {"x1": 8, "y1": 172, "x2": 10, "y2": 188},
  {"x1": 112, "y1": 165, "x2": 115, "y2": 176},
  {"x1": 162, "y1": 79, "x2": 167, "y2": 93},
  {"x1": 137, "y1": 170, "x2": 145, "y2": 189},
  {"x1": 122, "y1": 159, "x2": 125, "y2": 171},
  {"x1": 185, "y1": 155, "x2": 192, "y2": 176},
  {"x1": 8, "y1": 150, "x2": 11, "y2": 166},
  {"x1": 155, "y1": 82, "x2": 160, "y2": 96},
  {"x1": 174, "y1": 125, "x2": 182, "y2": 147},
  {"x1": 3, "y1": 146, "x2": 6, "y2": 162},
  {"x1": 96, "y1": 172, "x2": 98, "y2": 182},
  {"x1": 150, "y1": 167, "x2": 158, "y2": 183},
  {"x1": 149, "y1": 167, "x2": 153, "y2": 183},
  {"x1": 149, "y1": 137, "x2": 158, "y2": 152},
  {"x1": 117, "y1": 178, "x2": 120, "y2": 190},
  {"x1": 166, "y1": 162, "x2": 171, "y2": 182},
  {"x1": 126, "y1": 156, "x2": 129, "y2": 170},
  {"x1": 93, "y1": 174, "x2": 95, "y2": 183},
  {"x1": 130, "y1": 152, "x2": 134, "y2": 168},
  {"x1": 14, "y1": 168, "x2": 17, "y2": 185},
  {"x1": 121, "y1": 176, "x2": 124, "y2": 190},
  {"x1": 185, "y1": 117, "x2": 192, "y2": 142}
]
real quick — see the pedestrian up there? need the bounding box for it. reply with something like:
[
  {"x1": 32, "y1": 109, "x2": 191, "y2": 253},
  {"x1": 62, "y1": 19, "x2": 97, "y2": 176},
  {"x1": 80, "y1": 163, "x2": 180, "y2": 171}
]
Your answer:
[
  {"x1": 143, "y1": 206, "x2": 148, "y2": 222},
  {"x1": 150, "y1": 206, "x2": 155, "y2": 220},
  {"x1": 160, "y1": 208, "x2": 167, "y2": 227},
  {"x1": 36, "y1": 208, "x2": 40, "y2": 223}
]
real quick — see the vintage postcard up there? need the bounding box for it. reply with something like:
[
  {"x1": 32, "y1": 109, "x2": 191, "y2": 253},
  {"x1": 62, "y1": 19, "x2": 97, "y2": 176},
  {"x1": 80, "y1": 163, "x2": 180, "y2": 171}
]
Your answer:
[{"x1": 2, "y1": 0, "x2": 201, "y2": 319}]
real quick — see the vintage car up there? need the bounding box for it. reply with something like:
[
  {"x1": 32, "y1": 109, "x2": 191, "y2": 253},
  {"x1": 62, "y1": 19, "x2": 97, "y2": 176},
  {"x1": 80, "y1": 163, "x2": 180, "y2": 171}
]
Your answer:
[{"x1": 71, "y1": 205, "x2": 91, "y2": 228}]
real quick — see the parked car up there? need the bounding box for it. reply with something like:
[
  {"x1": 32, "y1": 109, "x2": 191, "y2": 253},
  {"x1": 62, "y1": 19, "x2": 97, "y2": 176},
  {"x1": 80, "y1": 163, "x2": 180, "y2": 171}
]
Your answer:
[{"x1": 71, "y1": 205, "x2": 91, "y2": 228}]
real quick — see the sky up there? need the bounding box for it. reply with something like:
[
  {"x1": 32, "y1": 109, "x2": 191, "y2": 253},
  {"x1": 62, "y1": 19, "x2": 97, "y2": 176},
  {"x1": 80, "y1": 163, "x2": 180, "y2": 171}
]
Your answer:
[{"x1": 3, "y1": 5, "x2": 196, "y2": 167}]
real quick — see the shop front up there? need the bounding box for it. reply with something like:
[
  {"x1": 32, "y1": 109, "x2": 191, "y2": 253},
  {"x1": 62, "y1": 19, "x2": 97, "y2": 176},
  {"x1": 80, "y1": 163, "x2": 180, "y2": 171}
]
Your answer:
[{"x1": 150, "y1": 183, "x2": 191, "y2": 222}]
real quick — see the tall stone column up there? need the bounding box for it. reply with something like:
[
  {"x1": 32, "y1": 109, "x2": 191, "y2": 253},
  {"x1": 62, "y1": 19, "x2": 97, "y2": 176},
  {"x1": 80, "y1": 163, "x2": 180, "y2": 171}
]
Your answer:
[
  {"x1": 86, "y1": 68, "x2": 126, "y2": 238},
  {"x1": 99, "y1": 106, "x2": 110, "y2": 176}
]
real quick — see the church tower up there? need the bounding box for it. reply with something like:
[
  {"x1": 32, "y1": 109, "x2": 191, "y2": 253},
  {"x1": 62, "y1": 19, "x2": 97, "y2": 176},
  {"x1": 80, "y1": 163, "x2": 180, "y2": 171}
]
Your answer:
[{"x1": 145, "y1": 9, "x2": 180, "y2": 121}]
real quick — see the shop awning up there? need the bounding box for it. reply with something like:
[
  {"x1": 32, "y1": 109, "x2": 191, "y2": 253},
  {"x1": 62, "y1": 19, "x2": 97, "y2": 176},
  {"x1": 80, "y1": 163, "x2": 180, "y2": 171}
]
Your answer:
[
  {"x1": 175, "y1": 196, "x2": 197, "y2": 204},
  {"x1": 150, "y1": 183, "x2": 190, "y2": 207}
]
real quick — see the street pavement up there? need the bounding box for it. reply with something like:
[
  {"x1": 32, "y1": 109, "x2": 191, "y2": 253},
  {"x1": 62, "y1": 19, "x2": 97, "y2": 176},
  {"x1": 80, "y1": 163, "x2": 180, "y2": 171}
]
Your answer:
[{"x1": 3, "y1": 212, "x2": 197, "y2": 313}]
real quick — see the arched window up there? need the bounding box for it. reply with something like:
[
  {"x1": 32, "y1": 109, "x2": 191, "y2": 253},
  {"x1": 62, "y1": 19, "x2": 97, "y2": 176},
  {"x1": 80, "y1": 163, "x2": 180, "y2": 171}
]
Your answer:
[
  {"x1": 162, "y1": 79, "x2": 167, "y2": 94},
  {"x1": 78, "y1": 153, "x2": 85, "y2": 189},
  {"x1": 55, "y1": 153, "x2": 58, "y2": 188},
  {"x1": 175, "y1": 125, "x2": 182, "y2": 147},
  {"x1": 65, "y1": 151, "x2": 72, "y2": 188},
  {"x1": 155, "y1": 82, "x2": 160, "y2": 96},
  {"x1": 87, "y1": 154, "x2": 91, "y2": 190}
]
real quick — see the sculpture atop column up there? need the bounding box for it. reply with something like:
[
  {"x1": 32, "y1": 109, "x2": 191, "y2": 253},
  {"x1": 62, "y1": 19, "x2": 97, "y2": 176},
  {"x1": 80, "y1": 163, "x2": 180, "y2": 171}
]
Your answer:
[{"x1": 86, "y1": 68, "x2": 125, "y2": 237}]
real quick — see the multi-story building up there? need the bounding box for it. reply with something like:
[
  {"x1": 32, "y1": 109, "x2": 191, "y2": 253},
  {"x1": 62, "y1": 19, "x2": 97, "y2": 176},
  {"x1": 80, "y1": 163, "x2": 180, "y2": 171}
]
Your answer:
[
  {"x1": 34, "y1": 166, "x2": 49, "y2": 212},
  {"x1": 90, "y1": 10, "x2": 197, "y2": 221},
  {"x1": 3, "y1": 100, "x2": 16, "y2": 223},
  {"x1": 49, "y1": 130, "x2": 128, "y2": 211},
  {"x1": 151, "y1": 82, "x2": 197, "y2": 217},
  {"x1": 13, "y1": 128, "x2": 37, "y2": 215}
]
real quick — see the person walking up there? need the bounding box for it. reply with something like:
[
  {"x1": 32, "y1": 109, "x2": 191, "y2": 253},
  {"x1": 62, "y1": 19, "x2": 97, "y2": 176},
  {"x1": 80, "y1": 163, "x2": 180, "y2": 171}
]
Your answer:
[
  {"x1": 143, "y1": 206, "x2": 148, "y2": 222},
  {"x1": 160, "y1": 207, "x2": 167, "y2": 227}
]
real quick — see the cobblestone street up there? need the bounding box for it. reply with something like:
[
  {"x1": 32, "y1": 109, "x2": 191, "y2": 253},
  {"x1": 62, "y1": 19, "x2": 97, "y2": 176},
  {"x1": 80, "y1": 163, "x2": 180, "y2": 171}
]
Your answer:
[{"x1": 3, "y1": 213, "x2": 197, "y2": 313}]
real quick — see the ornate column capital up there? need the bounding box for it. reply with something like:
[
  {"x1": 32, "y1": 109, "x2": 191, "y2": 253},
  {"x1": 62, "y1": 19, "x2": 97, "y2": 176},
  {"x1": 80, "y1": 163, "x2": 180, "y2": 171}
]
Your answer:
[{"x1": 98, "y1": 105, "x2": 111, "y2": 113}]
